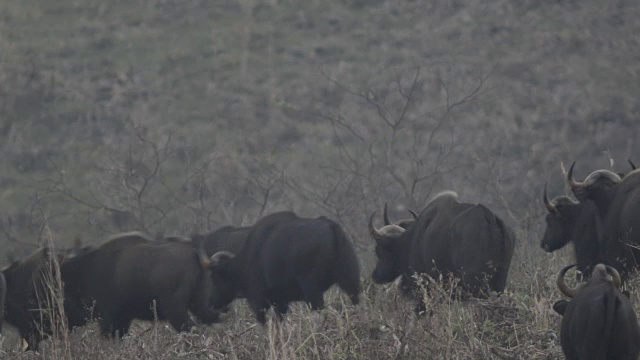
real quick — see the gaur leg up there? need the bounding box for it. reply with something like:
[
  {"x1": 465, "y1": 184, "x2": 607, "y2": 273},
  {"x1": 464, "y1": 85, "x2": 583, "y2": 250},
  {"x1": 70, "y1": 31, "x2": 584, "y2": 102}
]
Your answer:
[
  {"x1": 99, "y1": 317, "x2": 113, "y2": 337},
  {"x1": 63, "y1": 291, "x2": 89, "y2": 329},
  {"x1": 99, "y1": 318, "x2": 128, "y2": 338},
  {"x1": 249, "y1": 298, "x2": 270, "y2": 325},
  {"x1": 298, "y1": 270, "x2": 328, "y2": 311},
  {"x1": 264, "y1": 290, "x2": 291, "y2": 321},
  {"x1": 191, "y1": 307, "x2": 220, "y2": 325},
  {"x1": 273, "y1": 301, "x2": 290, "y2": 320},
  {"x1": 112, "y1": 320, "x2": 131, "y2": 338},
  {"x1": 167, "y1": 312, "x2": 196, "y2": 332},
  {"x1": 300, "y1": 284, "x2": 325, "y2": 310},
  {"x1": 347, "y1": 292, "x2": 360, "y2": 306},
  {"x1": 158, "y1": 297, "x2": 196, "y2": 332},
  {"x1": 98, "y1": 311, "x2": 131, "y2": 338},
  {"x1": 190, "y1": 307, "x2": 220, "y2": 325},
  {"x1": 247, "y1": 282, "x2": 270, "y2": 324},
  {"x1": 189, "y1": 275, "x2": 221, "y2": 325},
  {"x1": 189, "y1": 287, "x2": 221, "y2": 325},
  {"x1": 488, "y1": 267, "x2": 509, "y2": 294},
  {"x1": 336, "y1": 273, "x2": 360, "y2": 306},
  {"x1": 21, "y1": 328, "x2": 42, "y2": 352},
  {"x1": 97, "y1": 305, "x2": 116, "y2": 337}
]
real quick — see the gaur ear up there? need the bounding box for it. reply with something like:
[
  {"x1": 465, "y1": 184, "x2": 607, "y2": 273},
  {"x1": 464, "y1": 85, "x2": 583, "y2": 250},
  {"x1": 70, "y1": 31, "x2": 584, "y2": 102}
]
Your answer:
[
  {"x1": 623, "y1": 290, "x2": 631, "y2": 298},
  {"x1": 552, "y1": 300, "x2": 568, "y2": 316}
]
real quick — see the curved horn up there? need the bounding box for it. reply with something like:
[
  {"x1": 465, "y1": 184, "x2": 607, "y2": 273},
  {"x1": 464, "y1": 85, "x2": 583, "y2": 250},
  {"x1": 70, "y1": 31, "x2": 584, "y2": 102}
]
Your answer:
[
  {"x1": 383, "y1": 203, "x2": 391, "y2": 226},
  {"x1": 210, "y1": 251, "x2": 235, "y2": 267},
  {"x1": 556, "y1": 264, "x2": 578, "y2": 298},
  {"x1": 605, "y1": 265, "x2": 622, "y2": 289},
  {"x1": 567, "y1": 161, "x2": 584, "y2": 189},
  {"x1": 408, "y1": 209, "x2": 418, "y2": 220},
  {"x1": 629, "y1": 159, "x2": 637, "y2": 171},
  {"x1": 368, "y1": 211, "x2": 383, "y2": 240},
  {"x1": 543, "y1": 182, "x2": 557, "y2": 213}
]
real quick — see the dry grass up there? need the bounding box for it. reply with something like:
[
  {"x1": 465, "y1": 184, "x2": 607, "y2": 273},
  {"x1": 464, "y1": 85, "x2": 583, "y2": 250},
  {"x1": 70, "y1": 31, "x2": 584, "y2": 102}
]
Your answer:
[{"x1": 2, "y1": 240, "x2": 614, "y2": 360}]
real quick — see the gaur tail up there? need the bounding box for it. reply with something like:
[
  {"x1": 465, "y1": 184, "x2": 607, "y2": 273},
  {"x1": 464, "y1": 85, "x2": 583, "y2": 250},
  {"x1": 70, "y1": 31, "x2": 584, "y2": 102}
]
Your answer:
[
  {"x1": 0, "y1": 272, "x2": 5, "y2": 332},
  {"x1": 330, "y1": 222, "x2": 361, "y2": 305},
  {"x1": 581, "y1": 287, "x2": 617, "y2": 360}
]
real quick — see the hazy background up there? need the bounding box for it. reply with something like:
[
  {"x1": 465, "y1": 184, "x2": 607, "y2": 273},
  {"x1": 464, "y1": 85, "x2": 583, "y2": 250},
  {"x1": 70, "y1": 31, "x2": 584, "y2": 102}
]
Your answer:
[{"x1": 1, "y1": 0, "x2": 638, "y2": 271}]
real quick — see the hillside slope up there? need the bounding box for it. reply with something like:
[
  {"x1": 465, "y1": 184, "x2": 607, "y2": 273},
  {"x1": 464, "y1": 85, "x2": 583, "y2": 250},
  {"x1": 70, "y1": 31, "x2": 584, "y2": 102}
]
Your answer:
[{"x1": 0, "y1": 0, "x2": 638, "y2": 252}]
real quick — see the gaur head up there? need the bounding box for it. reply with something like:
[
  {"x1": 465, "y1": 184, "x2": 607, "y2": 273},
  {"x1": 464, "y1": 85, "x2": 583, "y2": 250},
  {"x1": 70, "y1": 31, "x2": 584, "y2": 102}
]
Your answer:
[
  {"x1": 556, "y1": 263, "x2": 621, "y2": 299},
  {"x1": 369, "y1": 209, "x2": 413, "y2": 284},
  {"x1": 540, "y1": 183, "x2": 583, "y2": 252},
  {"x1": 206, "y1": 250, "x2": 238, "y2": 310},
  {"x1": 567, "y1": 161, "x2": 621, "y2": 202},
  {"x1": 553, "y1": 263, "x2": 623, "y2": 316},
  {"x1": 382, "y1": 203, "x2": 418, "y2": 230}
]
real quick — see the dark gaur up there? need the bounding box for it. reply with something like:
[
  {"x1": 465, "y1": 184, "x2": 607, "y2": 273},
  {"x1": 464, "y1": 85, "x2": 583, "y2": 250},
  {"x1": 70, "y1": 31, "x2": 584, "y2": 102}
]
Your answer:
[
  {"x1": 553, "y1": 263, "x2": 640, "y2": 360},
  {"x1": 1, "y1": 247, "x2": 88, "y2": 351},
  {"x1": 61, "y1": 231, "x2": 221, "y2": 338},
  {"x1": 540, "y1": 186, "x2": 602, "y2": 276},
  {"x1": 555, "y1": 263, "x2": 621, "y2": 298},
  {"x1": 208, "y1": 211, "x2": 360, "y2": 324},
  {"x1": 370, "y1": 191, "x2": 515, "y2": 313},
  {"x1": 563, "y1": 161, "x2": 640, "y2": 279}
]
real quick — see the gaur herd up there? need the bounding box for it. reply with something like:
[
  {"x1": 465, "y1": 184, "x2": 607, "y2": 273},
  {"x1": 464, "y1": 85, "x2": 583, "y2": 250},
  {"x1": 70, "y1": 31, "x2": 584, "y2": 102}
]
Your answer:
[{"x1": 0, "y1": 161, "x2": 639, "y2": 359}]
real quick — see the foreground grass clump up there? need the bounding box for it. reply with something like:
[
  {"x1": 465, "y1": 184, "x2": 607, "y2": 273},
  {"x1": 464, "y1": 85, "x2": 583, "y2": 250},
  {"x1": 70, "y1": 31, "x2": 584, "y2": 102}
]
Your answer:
[
  {"x1": 3, "y1": 291, "x2": 564, "y2": 360},
  {"x1": 7, "y1": 242, "x2": 640, "y2": 359},
  {"x1": 1, "y1": 252, "x2": 578, "y2": 360}
]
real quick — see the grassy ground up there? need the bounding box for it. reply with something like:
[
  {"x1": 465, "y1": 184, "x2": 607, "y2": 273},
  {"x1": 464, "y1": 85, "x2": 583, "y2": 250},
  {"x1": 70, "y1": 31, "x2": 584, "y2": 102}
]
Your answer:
[{"x1": 4, "y1": 240, "x2": 631, "y2": 359}]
